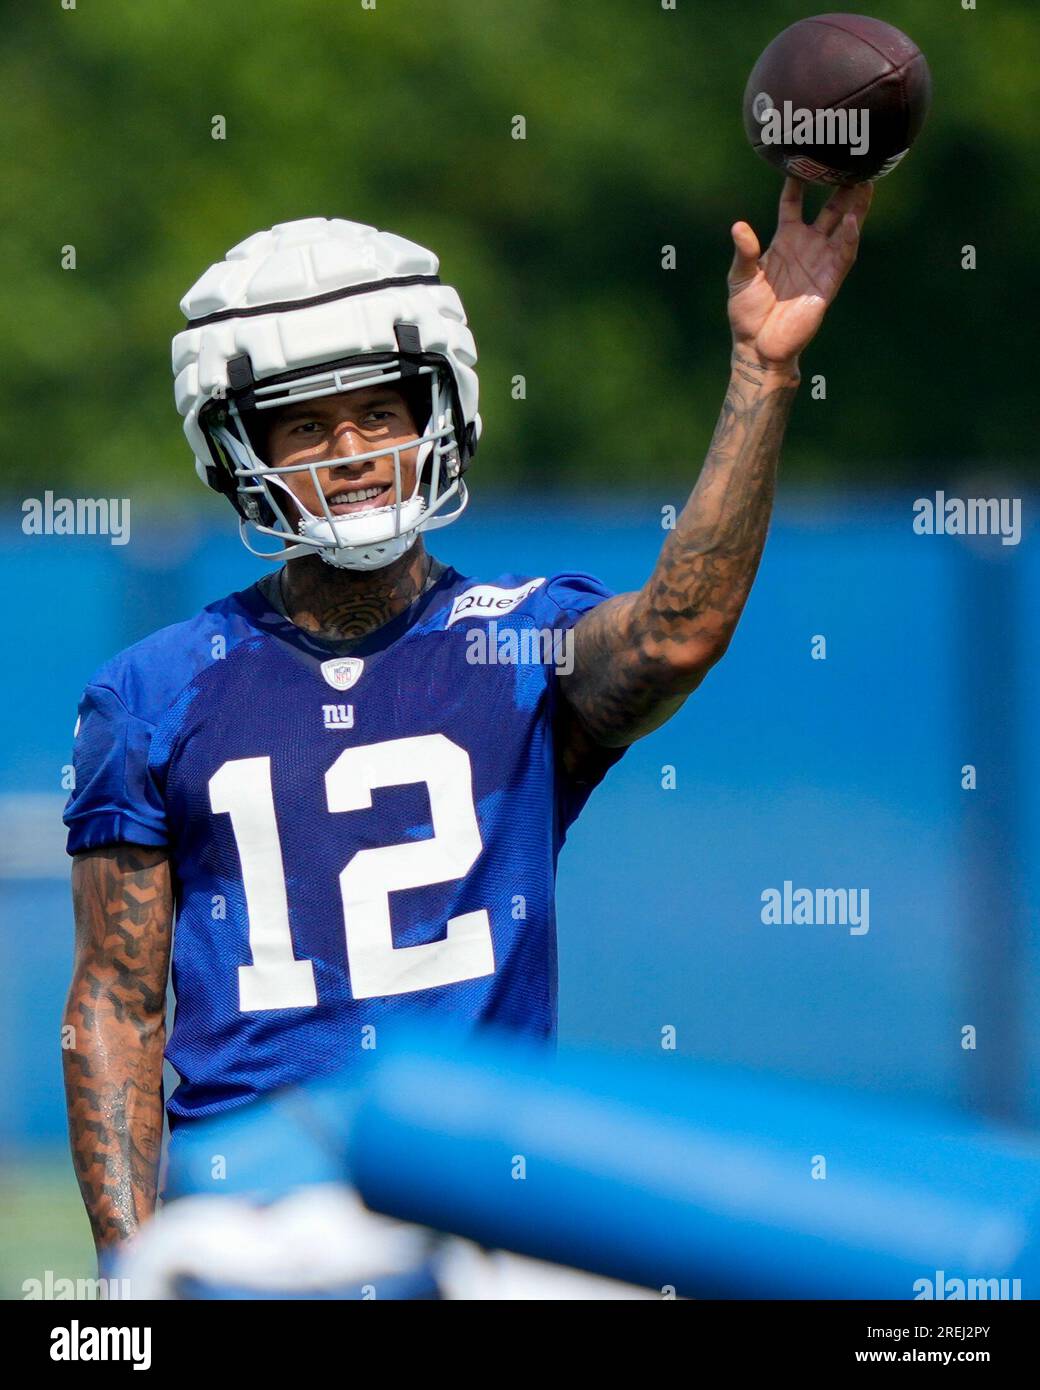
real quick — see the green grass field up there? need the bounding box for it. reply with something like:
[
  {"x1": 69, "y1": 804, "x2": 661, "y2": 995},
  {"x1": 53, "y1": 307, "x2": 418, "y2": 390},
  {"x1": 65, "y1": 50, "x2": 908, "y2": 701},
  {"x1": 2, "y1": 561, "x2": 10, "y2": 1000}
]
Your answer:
[{"x1": 0, "y1": 1152, "x2": 95, "y2": 1299}]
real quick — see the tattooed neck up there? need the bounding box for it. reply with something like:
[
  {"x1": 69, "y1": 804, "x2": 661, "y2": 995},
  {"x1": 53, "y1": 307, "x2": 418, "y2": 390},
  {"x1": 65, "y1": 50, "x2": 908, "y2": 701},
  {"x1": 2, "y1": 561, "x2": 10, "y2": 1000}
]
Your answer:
[{"x1": 280, "y1": 542, "x2": 435, "y2": 641}]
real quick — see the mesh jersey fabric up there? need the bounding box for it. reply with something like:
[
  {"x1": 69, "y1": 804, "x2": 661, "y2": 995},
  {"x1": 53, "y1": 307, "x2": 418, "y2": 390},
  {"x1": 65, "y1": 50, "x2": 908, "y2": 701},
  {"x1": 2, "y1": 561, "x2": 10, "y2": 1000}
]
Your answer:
[{"x1": 64, "y1": 565, "x2": 625, "y2": 1122}]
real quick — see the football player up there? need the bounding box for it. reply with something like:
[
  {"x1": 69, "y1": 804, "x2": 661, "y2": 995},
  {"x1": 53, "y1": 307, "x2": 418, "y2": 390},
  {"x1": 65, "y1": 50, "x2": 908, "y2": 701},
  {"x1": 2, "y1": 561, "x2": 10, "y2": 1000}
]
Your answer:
[{"x1": 62, "y1": 179, "x2": 871, "y2": 1263}]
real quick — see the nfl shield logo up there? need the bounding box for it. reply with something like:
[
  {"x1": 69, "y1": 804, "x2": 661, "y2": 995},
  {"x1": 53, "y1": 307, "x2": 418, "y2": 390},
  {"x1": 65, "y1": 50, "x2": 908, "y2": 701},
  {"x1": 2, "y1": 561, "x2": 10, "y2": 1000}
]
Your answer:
[{"x1": 320, "y1": 657, "x2": 364, "y2": 691}]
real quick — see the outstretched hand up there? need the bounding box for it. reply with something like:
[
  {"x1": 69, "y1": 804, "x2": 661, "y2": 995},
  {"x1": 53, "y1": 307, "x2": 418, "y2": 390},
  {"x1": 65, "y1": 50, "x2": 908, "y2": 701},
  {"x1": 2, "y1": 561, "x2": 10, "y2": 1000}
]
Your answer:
[{"x1": 728, "y1": 177, "x2": 873, "y2": 370}]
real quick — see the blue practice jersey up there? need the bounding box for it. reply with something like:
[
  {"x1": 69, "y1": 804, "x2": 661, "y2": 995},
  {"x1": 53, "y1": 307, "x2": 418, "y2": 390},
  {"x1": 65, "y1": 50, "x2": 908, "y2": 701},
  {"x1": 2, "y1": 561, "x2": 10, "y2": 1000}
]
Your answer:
[{"x1": 64, "y1": 566, "x2": 624, "y2": 1123}]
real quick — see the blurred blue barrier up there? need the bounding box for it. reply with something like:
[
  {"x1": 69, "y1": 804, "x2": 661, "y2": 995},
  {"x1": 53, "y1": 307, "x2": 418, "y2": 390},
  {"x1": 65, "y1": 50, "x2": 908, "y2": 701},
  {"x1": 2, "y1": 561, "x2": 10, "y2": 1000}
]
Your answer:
[
  {"x1": 161, "y1": 1025, "x2": 1040, "y2": 1299},
  {"x1": 0, "y1": 491, "x2": 1034, "y2": 1146},
  {"x1": 348, "y1": 1028, "x2": 1040, "y2": 1298}
]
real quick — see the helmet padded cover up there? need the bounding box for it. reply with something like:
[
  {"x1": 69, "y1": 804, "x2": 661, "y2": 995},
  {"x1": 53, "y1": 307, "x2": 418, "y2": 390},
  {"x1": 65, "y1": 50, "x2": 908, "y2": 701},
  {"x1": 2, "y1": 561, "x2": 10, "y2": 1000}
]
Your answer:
[{"x1": 172, "y1": 218, "x2": 480, "y2": 489}]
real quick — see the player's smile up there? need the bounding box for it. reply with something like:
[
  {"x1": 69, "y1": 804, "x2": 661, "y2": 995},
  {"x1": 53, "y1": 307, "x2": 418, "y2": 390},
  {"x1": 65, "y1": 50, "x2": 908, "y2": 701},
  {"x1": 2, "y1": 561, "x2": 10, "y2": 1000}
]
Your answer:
[{"x1": 325, "y1": 478, "x2": 396, "y2": 514}]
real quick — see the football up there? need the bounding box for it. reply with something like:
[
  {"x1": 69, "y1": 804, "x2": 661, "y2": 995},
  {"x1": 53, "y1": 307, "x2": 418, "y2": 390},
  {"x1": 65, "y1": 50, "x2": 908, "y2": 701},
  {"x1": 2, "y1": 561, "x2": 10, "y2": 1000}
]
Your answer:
[{"x1": 742, "y1": 13, "x2": 932, "y2": 186}]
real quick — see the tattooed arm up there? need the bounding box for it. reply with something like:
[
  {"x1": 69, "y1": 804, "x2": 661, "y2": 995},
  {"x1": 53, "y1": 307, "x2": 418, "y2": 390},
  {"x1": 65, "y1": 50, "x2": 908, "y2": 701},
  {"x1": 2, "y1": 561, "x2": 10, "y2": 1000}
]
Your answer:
[
  {"x1": 560, "y1": 360, "x2": 797, "y2": 748},
  {"x1": 559, "y1": 178, "x2": 873, "y2": 754},
  {"x1": 62, "y1": 845, "x2": 173, "y2": 1255}
]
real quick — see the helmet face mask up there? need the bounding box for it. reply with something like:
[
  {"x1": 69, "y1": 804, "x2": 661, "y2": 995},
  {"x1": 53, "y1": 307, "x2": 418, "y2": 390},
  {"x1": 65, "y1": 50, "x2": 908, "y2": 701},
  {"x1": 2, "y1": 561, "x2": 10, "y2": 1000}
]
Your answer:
[
  {"x1": 173, "y1": 218, "x2": 481, "y2": 571},
  {"x1": 203, "y1": 352, "x2": 468, "y2": 571}
]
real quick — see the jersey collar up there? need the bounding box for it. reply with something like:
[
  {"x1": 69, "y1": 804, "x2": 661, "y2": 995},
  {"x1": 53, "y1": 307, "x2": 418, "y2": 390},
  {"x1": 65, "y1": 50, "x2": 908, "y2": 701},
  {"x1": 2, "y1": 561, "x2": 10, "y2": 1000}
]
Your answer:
[{"x1": 232, "y1": 561, "x2": 469, "y2": 661}]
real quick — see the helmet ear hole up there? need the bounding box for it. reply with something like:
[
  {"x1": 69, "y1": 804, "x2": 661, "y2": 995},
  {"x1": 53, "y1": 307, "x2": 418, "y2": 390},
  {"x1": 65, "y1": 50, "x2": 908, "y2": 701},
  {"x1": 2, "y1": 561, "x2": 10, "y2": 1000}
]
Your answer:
[
  {"x1": 398, "y1": 374, "x2": 432, "y2": 436},
  {"x1": 238, "y1": 407, "x2": 269, "y2": 461},
  {"x1": 203, "y1": 413, "x2": 277, "y2": 527}
]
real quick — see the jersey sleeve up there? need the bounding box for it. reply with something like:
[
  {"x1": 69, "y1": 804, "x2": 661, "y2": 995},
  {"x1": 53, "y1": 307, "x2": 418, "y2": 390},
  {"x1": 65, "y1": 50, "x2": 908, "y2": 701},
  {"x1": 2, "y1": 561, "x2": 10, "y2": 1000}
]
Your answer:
[
  {"x1": 63, "y1": 682, "x2": 169, "y2": 854},
  {"x1": 535, "y1": 572, "x2": 630, "y2": 836}
]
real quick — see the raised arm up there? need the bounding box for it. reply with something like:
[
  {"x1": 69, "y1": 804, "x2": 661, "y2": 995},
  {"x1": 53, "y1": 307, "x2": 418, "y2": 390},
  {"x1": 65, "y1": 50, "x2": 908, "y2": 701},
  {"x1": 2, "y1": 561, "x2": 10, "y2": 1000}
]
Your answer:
[
  {"x1": 62, "y1": 845, "x2": 173, "y2": 1257},
  {"x1": 559, "y1": 178, "x2": 873, "y2": 750}
]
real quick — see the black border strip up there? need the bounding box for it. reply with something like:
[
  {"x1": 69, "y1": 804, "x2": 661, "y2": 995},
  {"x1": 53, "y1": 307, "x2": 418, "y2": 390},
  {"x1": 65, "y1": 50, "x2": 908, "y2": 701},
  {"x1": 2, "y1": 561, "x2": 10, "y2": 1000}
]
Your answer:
[{"x1": 186, "y1": 274, "x2": 442, "y2": 327}]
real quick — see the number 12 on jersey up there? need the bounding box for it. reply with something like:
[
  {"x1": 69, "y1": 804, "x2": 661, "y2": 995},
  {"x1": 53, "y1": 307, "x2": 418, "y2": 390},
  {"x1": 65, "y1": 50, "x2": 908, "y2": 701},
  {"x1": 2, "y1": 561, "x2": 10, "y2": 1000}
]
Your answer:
[{"x1": 208, "y1": 733, "x2": 495, "y2": 1010}]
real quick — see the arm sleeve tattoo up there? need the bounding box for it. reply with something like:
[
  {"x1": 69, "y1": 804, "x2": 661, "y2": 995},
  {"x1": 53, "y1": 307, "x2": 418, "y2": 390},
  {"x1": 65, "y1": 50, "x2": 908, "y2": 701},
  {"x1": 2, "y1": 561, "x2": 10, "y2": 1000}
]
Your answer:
[
  {"x1": 560, "y1": 354, "x2": 799, "y2": 748},
  {"x1": 62, "y1": 844, "x2": 173, "y2": 1252}
]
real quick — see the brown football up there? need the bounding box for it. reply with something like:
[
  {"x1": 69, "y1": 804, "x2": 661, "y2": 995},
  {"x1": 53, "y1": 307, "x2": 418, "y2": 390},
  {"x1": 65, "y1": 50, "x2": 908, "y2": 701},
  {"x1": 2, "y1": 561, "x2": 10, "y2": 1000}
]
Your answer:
[{"x1": 742, "y1": 13, "x2": 932, "y2": 186}]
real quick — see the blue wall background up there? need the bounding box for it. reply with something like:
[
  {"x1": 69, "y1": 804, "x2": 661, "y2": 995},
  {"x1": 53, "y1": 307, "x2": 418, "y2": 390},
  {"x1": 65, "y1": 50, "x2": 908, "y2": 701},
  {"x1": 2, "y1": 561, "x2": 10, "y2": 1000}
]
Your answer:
[{"x1": 1, "y1": 492, "x2": 1035, "y2": 1151}]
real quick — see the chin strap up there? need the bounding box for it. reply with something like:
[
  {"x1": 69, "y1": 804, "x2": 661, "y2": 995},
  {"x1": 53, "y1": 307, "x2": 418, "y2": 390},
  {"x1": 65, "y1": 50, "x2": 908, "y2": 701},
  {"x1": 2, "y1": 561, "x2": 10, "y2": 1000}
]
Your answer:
[
  {"x1": 318, "y1": 532, "x2": 417, "y2": 571},
  {"x1": 238, "y1": 518, "x2": 422, "y2": 572}
]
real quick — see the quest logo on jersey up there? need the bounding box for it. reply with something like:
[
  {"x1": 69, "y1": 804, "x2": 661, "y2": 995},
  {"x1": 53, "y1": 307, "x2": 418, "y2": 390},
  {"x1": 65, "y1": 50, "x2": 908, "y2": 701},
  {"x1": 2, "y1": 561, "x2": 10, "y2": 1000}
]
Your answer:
[
  {"x1": 445, "y1": 578, "x2": 546, "y2": 629},
  {"x1": 319, "y1": 657, "x2": 365, "y2": 691}
]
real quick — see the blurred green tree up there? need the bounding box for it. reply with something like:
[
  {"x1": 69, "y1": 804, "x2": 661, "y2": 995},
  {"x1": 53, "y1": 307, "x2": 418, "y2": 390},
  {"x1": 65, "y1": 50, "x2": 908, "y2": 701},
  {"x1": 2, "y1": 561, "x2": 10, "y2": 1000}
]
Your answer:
[{"x1": 1, "y1": 0, "x2": 1036, "y2": 499}]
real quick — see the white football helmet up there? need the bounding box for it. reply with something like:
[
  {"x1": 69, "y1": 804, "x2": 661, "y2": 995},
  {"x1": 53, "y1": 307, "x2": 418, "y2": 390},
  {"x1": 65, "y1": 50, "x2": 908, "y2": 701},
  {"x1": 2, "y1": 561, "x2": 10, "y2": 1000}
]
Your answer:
[{"x1": 172, "y1": 218, "x2": 480, "y2": 570}]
